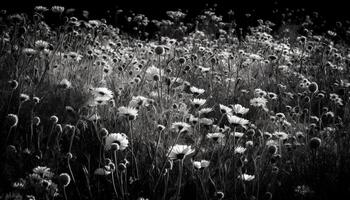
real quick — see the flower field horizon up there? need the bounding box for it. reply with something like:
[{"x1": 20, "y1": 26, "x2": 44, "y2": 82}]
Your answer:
[{"x1": 0, "y1": 4, "x2": 350, "y2": 200}]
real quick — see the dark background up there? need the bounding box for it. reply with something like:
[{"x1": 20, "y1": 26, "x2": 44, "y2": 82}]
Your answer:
[{"x1": 1, "y1": 0, "x2": 349, "y2": 21}]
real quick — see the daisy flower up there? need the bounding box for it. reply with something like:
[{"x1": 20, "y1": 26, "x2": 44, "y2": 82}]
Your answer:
[
  {"x1": 118, "y1": 106, "x2": 138, "y2": 120},
  {"x1": 191, "y1": 98, "x2": 206, "y2": 108},
  {"x1": 168, "y1": 144, "x2": 195, "y2": 160},
  {"x1": 90, "y1": 87, "x2": 114, "y2": 100},
  {"x1": 231, "y1": 104, "x2": 249, "y2": 115},
  {"x1": 273, "y1": 131, "x2": 289, "y2": 140},
  {"x1": 190, "y1": 86, "x2": 205, "y2": 95},
  {"x1": 104, "y1": 133, "x2": 129, "y2": 151},
  {"x1": 198, "y1": 107, "x2": 213, "y2": 115},
  {"x1": 59, "y1": 79, "x2": 72, "y2": 89},
  {"x1": 239, "y1": 173, "x2": 255, "y2": 181},
  {"x1": 192, "y1": 160, "x2": 210, "y2": 169},
  {"x1": 234, "y1": 146, "x2": 247, "y2": 154},
  {"x1": 33, "y1": 166, "x2": 54, "y2": 179},
  {"x1": 171, "y1": 122, "x2": 191, "y2": 133},
  {"x1": 207, "y1": 132, "x2": 225, "y2": 142},
  {"x1": 231, "y1": 131, "x2": 244, "y2": 138},
  {"x1": 219, "y1": 104, "x2": 232, "y2": 114},
  {"x1": 250, "y1": 97, "x2": 268, "y2": 108},
  {"x1": 199, "y1": 118, "x2": 214, "y2": 126},
  {"x1": 227, "y1": 114, "x2": 249, "y2": 129}
]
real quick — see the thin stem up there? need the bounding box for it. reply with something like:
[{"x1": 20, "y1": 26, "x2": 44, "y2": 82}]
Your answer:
[{"x1": 176, "y1": 159, "x2": 184, "y2": 200}]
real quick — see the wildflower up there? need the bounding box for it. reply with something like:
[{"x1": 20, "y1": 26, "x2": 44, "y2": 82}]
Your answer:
[
  {"x1": 129, "y1": 96, "x2": 152, "y2": 108},
  {"x1": 58, "y1": 79, "x2": 72, "y2": 89},
  {"x1": 20, "y1": 93, "x2": 30, "y2": 102},
  {"x1": 118, "y1": 106, "x2": 138, "y2": 120},
  {"x1": 50, "y1": 115, "x2": 59, "y2": 123},
  {"x1": 22, "y1": 48, "x2": 37, "y2": 55},
  {"x1": 250, "y1": 97, "x2": 268, "y2": 108},
  {"x1": 192, "y1": 160, "x2": 210, "y2": 169},
  {"x1": 168, "y1": 144, "x2": 195, "y2": 160},
  {"x1": 219, "y1": 104, "x2": 232, "y2": 114},
  {"x1": 157, "y1": 124, "x2": 166, "y2": 131},
  {"x1": 155, "y1": 46, "x2": 164, "y2": 55},
  {"x1": 35, "y1": 6, "x2": 49, "y2": 12},
  {"x1": 191, "y1": 98, "x2": 206, "y2": 108},
  {"x1": 197, "y1": 116, "x2": 212, "y2": 125},
  {"x1": 309, "y1": 137, "x2": 321, "y2": 149},
  {"x1": 190, "y1": 86, "x2": 205, "y2": 95},
  {"x1": 35, "y1": 40, "x2": 49, "y2": 50},
  {"x1": 51, "y1": 6, "x2": 65, "y2": 13},
  {"x1": 308, "y1": 82, "x2": 318, "y2": 93},
  {"x1": 104, "y1": 133, "x2": 129, "y2": 151},
  {"x1": 7, "y1": 114, "x2": 18, "y2": 127},
  {"x1": 273, "y1": 131, "x2": 289, "y2": 140},
  {"x1": 188, "y1": 115, "x2": 198, "y2": 124},
  {"x1": 90, "y1": 87, "x2": 113, "y2": 100},
  {"x1": 227, "y1": 114, "x2": 249, "y2": 129},
  {"x1": 94, "y1": 167, "x2": 112, "y2": 176},
  {"x1": 33, "y1": 166, "x2": 54, "y2": 179},
  {"x1": 239, "y1": 173, "x2": 255, "y2": 181},
  {"x1": 231, "y1": 131, "x2": 244, "y2": 138},
  {"x1": 295, "y1": 185, "x2": 313, "y2": 196},
  {"x1": 267, "y1": 92, "x2": 278, "y2": 100},
  {"x1": 215, "y1": 191, "x2": 225, "y2": 200},
  {"x1": 171, "y1": 122, "x2": 191, "y2": 133},
  {"x1": 198, "y1": 107, "x2": 213, "y2": 115},
  {"x1": 245, "y1": 140, "x2": 254, "y2": 147},
  {"x1": 207, "y1": 132, "x2": 225, "y2": 142},
  {"x1": 33, "y1": 116, "x2": 41, "y2": 126},
  {"x1": 231, "y1": 104, "x2": 249, "y2": 115},
  {"x1": 4, "y1": 192, "x2": 23, "y2": 200},
  {"x1": 58, "y1": 173, "x2": 71, "y2": 187},
  {"x1": 8, "y1": 80, "x2": 19, "y2": 90},
  {"x1": 234, "y1": 146, "x2": 247, "y2": 154},
  {"x1": 33, "y1": 96, "x2": 40, "y2": 104}
]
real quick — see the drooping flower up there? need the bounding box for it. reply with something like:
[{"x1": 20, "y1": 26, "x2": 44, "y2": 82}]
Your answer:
[
  {"x1": 168, "y1": 144, "x2": 195, "y2": 160},
  {"x1": 58, "y1": 173, "x2": 71, "y2": 187}
]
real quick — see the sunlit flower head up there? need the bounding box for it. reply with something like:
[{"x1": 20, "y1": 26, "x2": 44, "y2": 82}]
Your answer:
[
  {"x1": 234, "y1": 146, "x2": 247, "y2": 154},
  {"x1": 118, "y1": 106, "x2": 138, "y2": 120},
  {"x1": 190, "y1": 86, "x2": 205, "y2": 95},
  {"x1": 207, "y1": 132, "x2": 225, "y2": 142},
  {"x1": 273, "y1": 131, "x2": 289, "y2": 140},
  {"x1": 227, "y1": 114, "x2": 249, "y2": 129},
  {"x1": 231, "y1": 104, "x2": 249, "y2": 115},
  {"x1": 33, "y1": 166, "x2": 54, "y2": 179},
  {"x1": 104, "y1": 133, "x2": 129, "y2": 151},
  {"x1": 59, "y1": 79, "x2": 72, "y2": 89},
  {"x1": 198, "y1": 107, "x2": 213, "y2": 115},
  {"x1": 250, "y1": 97, "x2": 268, "y2": 108},
  {"x1": 219, "y1": 104, "x2": 232, "y2": 114},
  {"x1": 192, "y1": 160, "x2": 210, "y2": 169},
  {"x1": 168, "y1": 144, "x2": 195, "y2": 160},
  {"x1": 171, "y1": 122, "x2": 191, "y2": 133},
  {"x1": 191, "y1": 98, "x2": 206, "y2": 108},
  {"x1": 238, "y1": 173, "x2": 255, "y2": 181}
]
